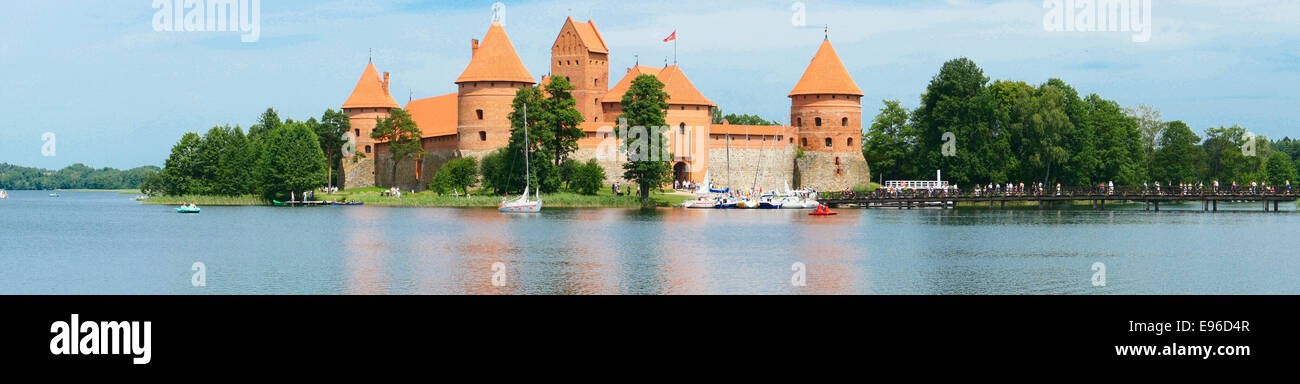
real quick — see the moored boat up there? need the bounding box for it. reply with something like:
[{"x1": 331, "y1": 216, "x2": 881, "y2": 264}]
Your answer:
[
  {"x1": 757, "y1": 198, "x2": 783, "y2": 209},
  {"x1": 499, "y1": 104, "x2": 543, "y2": 214},
  {"x1": 177, "y1": 206, "x2": 201, "y2": 214},
  {"x1": 683, "y1": 197, "x2": 717, "y2": 209}
]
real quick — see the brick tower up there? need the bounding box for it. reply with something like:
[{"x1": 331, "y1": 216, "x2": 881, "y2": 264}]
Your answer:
[
  {"x1": 341, "y1": 60, "x2": 400, "y2": 189},
  {"x1": 456, "y1": 22, "x2": 536, "y2": 157},
  {"x1": 789, "y1": 38, "x2": 870, "y2": 191},
  {"x1": 550, "y1": 17, "x2": 610, "y2": 123}
]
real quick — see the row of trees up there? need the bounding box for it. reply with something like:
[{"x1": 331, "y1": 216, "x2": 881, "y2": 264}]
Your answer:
[
  {"x1": 0, "y1": 163, "x2": 159, "y2": 190},
  {"x1": 145, "y1": 108, "x2": 347, "y2": 200},
  {"x1": 863, "y1": 57, "x2": 1300, "y2": 188}
]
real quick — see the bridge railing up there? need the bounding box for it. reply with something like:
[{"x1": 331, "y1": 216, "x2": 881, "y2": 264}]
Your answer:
[{"x1": 821, "y1": 185, "x2": 1298, "y2": 201}]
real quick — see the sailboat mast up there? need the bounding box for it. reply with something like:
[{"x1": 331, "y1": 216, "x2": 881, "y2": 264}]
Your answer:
[{"x1": 524, "y1": 103, "x2": 530, "y2": 191}]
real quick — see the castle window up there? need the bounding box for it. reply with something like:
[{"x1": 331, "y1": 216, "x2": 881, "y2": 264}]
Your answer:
[
  {"x1": 815, "y1": 117, "x2": 822, "y2": 127},
  {"x1": 835, "y1": 157, "x2": 841, "y2": 166},
  {"x1": 825, "y1": 138, "x2": 832, "y2": 147},
  {"x1": 476, "y1": 110, "x2": 484, "y2": 120},
  {"x1": 365, "y1": 145, "x2": 372, "y2": 154},
  {"x1": 479, "y1": 131, "x2": 487, "y2": 141},
  {"x1": 848, "y1": 138, "x2": 854, "y2": 147},
  {"x1": 801, "y1": 138, "x2": 808, "y2": 147},
  {"x1": 842, "y1": 117, "x2": 849, "y2": 126},
  {"x1": 797, "y1": 118, "x2": 802, "y2": 127},
  {"x1": 680, "y1": 123, "x2": 686, "y2": 135},
  {"x1": 595, "y1": 79, "x2": 599, "y2": 87},
  {"x1": 355, "y1": 129, "x2": 360, "y2": 138},
  {"x1": 789, "y1": 138, "x2": 794, "y2": 144}
]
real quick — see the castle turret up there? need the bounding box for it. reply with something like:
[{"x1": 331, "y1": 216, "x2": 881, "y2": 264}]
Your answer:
[
  {"x1": 789, "y1": 38, "x2": 870, "y2": 190},
  {"x1": 551, "y1": 17, "x2": 610, "y2": 123},
  {"x1": 341, "y1": 61, "x2": 400, "y2": 188},
  {"x1": 456, "y1": 22, "x2": 536, "y2": 156}
]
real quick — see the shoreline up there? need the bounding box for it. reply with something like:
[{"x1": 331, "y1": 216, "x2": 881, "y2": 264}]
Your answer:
[{"x1": 142, "y1": 189, "x2": 693, "y2": 208}]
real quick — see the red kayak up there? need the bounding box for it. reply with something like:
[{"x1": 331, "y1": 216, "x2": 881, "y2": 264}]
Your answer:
[{"x1": 809, "y1": 205, "x2": 838, "y2": 216}]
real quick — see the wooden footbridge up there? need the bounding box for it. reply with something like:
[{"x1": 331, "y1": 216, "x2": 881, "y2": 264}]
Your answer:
[{"x1": 820, "y1": 186, "x2": 1297, "y2": 212}]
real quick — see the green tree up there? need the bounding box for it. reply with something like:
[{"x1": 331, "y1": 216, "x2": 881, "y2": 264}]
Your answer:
[
  {"x1": 1263, "y1": 151, "x2": 1296, "y2": 186},
  {"x1": 429, "y1": 157, "x2": 479, "y2": 195},
  {"x1": 863, "y1": 99, "x2": 918, "y2": 182},
  {"x1": 371, "y1": 108, "x2": 423, "y2": 187},
  {"x1": 913, "y1": 58, "x2": 1008, "y2": 185},
  {"x1": 201, "y1": 125, "x2": 255, "y2": 195},
  {"x1": 160, "y1": 132, "x2": 205, "y2": 195},
  {"x1": 256, "y1": 122, "x2": 328, "y2": 200},
  {"x1": 1013, "y1": 81, "x2": 1074, "y2": 184},
  {"x1": 505, "y1": 86, "x2": 559, "y2": 193},
  {"x1": 618, "y1": 74, "x2": 674, "y2": 205},
  {"x1": 479, "y1": 150, "x2": 513, "y2": 195},
  {"x1": 540, "y1": 76, "x2": 586, "y2": 168},
  {"x1": 316, "y1": 109, "x2": 351, "y2": 188},
  {"x1": 1150, "y1": 121, "x2": 1205, "y2": 184},
  {"x1": 1082, "y1": 94, "x2": 1146, "y2": 186},
  {"x1": 248, "y1": 108, "x2": 283, "y2": 140},
  {"x1": 571, "y1": 159, "x2": 606, "y2": 195}
]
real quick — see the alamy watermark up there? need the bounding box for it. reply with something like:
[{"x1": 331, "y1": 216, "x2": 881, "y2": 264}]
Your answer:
[
  {"x1": 192, "y1": 262, "x2": 207, "y2": 287},
  {"x1": 42, "y1": 132, "x2": 56, "y2": 157},
  {"x1": 1043, "y1": 0, "x2": 1152, "y2": 43},
  {"x1": 791, "y1": 262, "x2": 807, "y2": 287},
  {"x1": 152, "y1": 0, "x2": 261, "y2": 43},
  {"x1": 791, "y1": 2, "x2": 807, "y2": 27},
  {"x1": 1091, "y1": 262, "x2": 1107, "y2": 287},
  {"x1": 941, "y1": 132, "x2": 956, "y2": 157}
]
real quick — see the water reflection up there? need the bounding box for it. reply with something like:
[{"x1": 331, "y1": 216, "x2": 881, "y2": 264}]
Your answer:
[{"x1": 3, "y1": 192, "x2": 1298, "y2": 295}]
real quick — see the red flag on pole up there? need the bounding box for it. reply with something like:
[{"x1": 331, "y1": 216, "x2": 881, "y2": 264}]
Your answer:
[{"x1": 663, "y1": 30, "x2": 677, "y2": 42}]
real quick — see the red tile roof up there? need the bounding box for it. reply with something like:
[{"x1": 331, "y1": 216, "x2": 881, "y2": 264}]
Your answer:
[
  {"x1": 342, "y1": 62, "x2": 400, "y2": 110},
  {"x1": 602, "y1": 65, "x2": 714, "y2": 106},
  {"x1": 789, "y1": 39, "x2": 863, "y2": 97},
  {"x1": 456, "y1": 22, "x2": 536, "y2": 84},
  {"x1": 568, "y1": 17, "x2": 608, "y2": 54},
  {"x1": 405, "y1": 93, "x2": 459, "y2": 138}
]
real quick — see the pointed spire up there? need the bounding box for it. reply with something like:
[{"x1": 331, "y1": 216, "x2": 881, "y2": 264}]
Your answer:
[
  {"x1": 789, "y1": 39, "x2": 863, "y2": 97},
  {"x1": 456, "y1": 22, "x2": 535, "y2": 84},
  {"x1": 343, "y1": 62, "x2": 400, "y2": 110}
]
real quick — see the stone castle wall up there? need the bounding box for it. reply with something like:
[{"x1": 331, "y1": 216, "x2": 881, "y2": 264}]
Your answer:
[
  {"x1": 341, "y1": 157, "x2": 375, "y2": 190},
  {"x1": 706, "y1": 145, "x2": 798, "y2": 192},
  {"x1": 795, "y1": 150, "x2": 871, "y2": 192},
  {"x1": 374, "y1": 148, "x2": 460, "y2": 192}
]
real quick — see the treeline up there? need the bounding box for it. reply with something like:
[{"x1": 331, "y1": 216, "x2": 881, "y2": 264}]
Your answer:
[
  {"x1": 864, "y1": 58, "x2": 1300, "y2": 187},
  {"x1": 0, "y1": 163, "x2": 159, "y2": 190},
  {"x1": 144, "y1": 108, "x2": 350, "y2": 200}
]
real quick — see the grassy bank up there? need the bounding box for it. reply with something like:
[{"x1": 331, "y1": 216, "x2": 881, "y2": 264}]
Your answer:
[
  {"x1": 141, "y1": 188, "x2": 691, "y2": 208},
  {"x1": 142, "y1": 195, "x2": 269, "y2": 206},
  {"x1": 319, "y1": 187, "x2": 690, "y2": 208},
  {"x1": 57, "y1": 189, "x2": 141, "y2": 194}
]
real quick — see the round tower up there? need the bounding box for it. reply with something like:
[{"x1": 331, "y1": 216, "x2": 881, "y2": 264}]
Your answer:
[
  {"x1": 789, "y1": 38, "x2": 870, "y2": 190},
  {"x1": 456, "y1": 22, "x2": 536, "y2": 156},
  {"x1": 340, "y1": 61, "x2": 400, "y2": 189}
]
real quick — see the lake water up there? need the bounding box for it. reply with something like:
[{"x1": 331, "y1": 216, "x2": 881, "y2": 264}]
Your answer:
[{"x1": 0, "y1": 190, "x2": 1296, "y2": 294}]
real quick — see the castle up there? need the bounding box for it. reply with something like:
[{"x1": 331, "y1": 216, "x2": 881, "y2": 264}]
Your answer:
[{"x1": 340, "y1": 17, "x2": 869, "y2": 193}]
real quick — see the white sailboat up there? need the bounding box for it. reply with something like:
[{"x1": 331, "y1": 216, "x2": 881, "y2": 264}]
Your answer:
[
  {"x1": 0, "y1": 190, "x2": 7, "y2": 199},
  {"x1": 499, "y1": 104, "x2": 543, "y2": 213}
]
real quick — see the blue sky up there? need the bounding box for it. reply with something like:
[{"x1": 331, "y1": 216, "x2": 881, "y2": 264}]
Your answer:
[{"x1": 2, "y1": 0, "x2": 1298, "y2": 169}]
